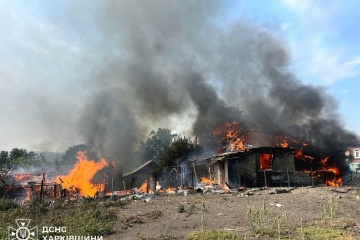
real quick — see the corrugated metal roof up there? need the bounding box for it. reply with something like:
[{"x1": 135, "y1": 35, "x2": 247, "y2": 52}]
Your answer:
[{"x1": 122, "y1": 160, "x2": 157, "y2": 177}]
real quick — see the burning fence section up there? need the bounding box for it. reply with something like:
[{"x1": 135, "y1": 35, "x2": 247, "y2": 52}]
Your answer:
[
  {"x1": 56, "y1": 151, "x2": 108, "y2": 197},
  {"x1": 5, "y1": 173, "x2": 66, "y2": 204},
  {"x1": 4, "y1": 151, "x2": 112, "y2": 203}
]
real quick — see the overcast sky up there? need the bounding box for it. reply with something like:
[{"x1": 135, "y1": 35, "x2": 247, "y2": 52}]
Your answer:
[{"x1": 0, "y1": 0, "x2": 359, "y2": 152}]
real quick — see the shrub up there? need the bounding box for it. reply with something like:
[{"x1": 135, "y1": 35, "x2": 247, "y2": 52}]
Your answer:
[
  {"x1": 178, "y1": 204, "x2": 185, "y2": 213},
  {"x1": 0, "y1": 198, "x2": 18, "y2": 211},
  {"x1": 186, "y1": 230, "x2": 244, "y2": 240}
]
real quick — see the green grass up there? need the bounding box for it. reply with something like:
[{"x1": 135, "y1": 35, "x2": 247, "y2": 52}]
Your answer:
[
  {"x1": 245, "y1": 200, "x2": 284, "y2": 238},
  {"x1": 297, "y1": 226, "x2": 344, "y2": 240},
  {"x1": 186, "y1": 230, "x2": 245, "y2": 240},
  {"x1": 0, "y1": 198, "x2": 120, "y2": 239}
]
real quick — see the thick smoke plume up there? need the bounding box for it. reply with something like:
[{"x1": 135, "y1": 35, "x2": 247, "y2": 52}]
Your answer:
[{"x1": 76, "y1": 0, "x2": 357, "y2": 170}]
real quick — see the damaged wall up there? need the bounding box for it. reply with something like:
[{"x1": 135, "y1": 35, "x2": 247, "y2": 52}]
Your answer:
[{"x1": 211, "y1": 147, "x2": 314, "y2": 188}]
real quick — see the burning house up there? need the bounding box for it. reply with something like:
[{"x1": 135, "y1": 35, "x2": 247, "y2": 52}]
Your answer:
[
  {"x1": 207, "y1": 147, "x2": 321, "y2": 188},
  {"x1": 195, "y1": 116, "x2": 346, "y2": 188}
]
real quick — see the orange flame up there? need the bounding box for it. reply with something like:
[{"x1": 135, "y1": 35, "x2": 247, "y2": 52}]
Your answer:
[
  {"x1": 260, "y1": 153, "x2": 272, "y2": 170},
  {"x1": 200, "y1": 177, "x2": 215, "y2": 185},
  {"x1": 321, "y1": 156, "x2": 342, "y2": 186},
  {"x1": 13, "y1": 173, "x2": 35, "y2": 183},
  {"x1": 166, "y1": 187, "x2": 176, "y2": 192},
  {"x1": 276, "y1": 135, "x2": 309, "y2": 149},
  {"x1": 138, "y1": 180, "x2": 148, "y2": 193},
  {"x1": 213, "y1": 121, "x2": 246, "y2": 151},
  {"x1": 326, "y1": 178, "x2": 342, "y2": 187},
  {"x1": 56, "y1": 151, "x2": 108, "y2": 197},
  {"x1": 231, "y1": 138, "x2": 245, "y2": 151}
]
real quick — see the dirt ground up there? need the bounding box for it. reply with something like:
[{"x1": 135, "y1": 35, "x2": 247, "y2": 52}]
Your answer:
[{"x1": 104, "y1": 186, "x2": 360, "y2": 239}]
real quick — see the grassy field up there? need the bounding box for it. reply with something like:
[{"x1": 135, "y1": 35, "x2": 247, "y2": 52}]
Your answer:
[
  {"x1": 0, "y1": 198, "x2": 118, "y2": 240},
  {"x1": 1, "y1": 187, "x2": 359, "y2": 240}
]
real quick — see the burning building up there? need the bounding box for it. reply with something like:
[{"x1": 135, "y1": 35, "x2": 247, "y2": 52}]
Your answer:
[
  {"x1": 122, "y1": 160, "x2": 158, "y2": 191},
  {"x1": 199, "y1": 116, "x2": 346, "y2": 188},
  {"x1": 207, "y1": 147, "x2": 321, "y2": 188}
]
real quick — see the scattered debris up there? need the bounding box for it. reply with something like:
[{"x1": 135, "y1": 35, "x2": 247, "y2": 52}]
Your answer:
[
  {"x1": 330, "y1": 188, "x2": 349, "y2": 193},
  {"x1": 268, "y1": 187, "x2": 296, "y2": 194}
]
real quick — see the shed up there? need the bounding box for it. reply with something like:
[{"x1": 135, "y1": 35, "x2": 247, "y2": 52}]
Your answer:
[{"x1": 122, "y1": 160, "x2": 158, "y2": 190}]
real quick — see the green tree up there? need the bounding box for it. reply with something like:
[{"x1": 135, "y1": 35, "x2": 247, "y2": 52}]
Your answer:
[
  {"x1": 139, "y1": 128, "x2": 175, "y2": 162},
  {"x1": 158, "y1": 137, "x2": 200, "y2": 171},
  {"x1": 59, "y1": 144, "x2": 98, "y2": 173},
  {"x1": 0, "y1": 148, "x2": 31, "y2": 187},
  {"x1": 0, "y1": 151, "x2": 11, "y2": 185}
]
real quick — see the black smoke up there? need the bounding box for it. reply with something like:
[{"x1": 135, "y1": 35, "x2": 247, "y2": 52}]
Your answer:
[{"x1": 69, "y1": 0, "x2": 358, "y2": 171}]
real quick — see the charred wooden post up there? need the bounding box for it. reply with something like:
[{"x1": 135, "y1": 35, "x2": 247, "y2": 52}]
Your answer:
[
  {"x1": 263, "y1": 171, "x2": 267, "y2": 187},
  {"x1": 39, "y1": 180, "x2": 44, "y2": 202},
  {"x1": 54, "y1": 184, "x2": 57, "y2": 199},
  {"x1": 111, "y1": 177, "x2": 114, "y2": 193},
  {"x1": 190, "y1": 171, "x2": 194, "y2": 187},
  {"x1": 237, "y1": 161, "x2": 241, "y2": 187},
  {"x1": 146, "y1": 176, "x2": 149, "y2": 193},
  {"x1": 287, "y1": 167, "x2": 290, "y2": 187}
]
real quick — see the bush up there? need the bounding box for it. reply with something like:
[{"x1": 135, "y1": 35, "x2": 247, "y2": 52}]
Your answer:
[{"x1": 0, "y1": 198, "x2": 18, "y2": 211}]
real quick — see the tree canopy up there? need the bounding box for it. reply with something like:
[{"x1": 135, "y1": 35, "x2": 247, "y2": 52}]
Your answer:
[
  {"x1": 158, "y1": 136, "x2": 200, "y2": 171},
  {"x1": 0, "y1": 148, "x2": 43, "y2": 186},
  {"x1": 138, "y1": 128, "x2": 175, "y2": 163},
  {"x1": 58, "y1": 144, "x2": 98, "y2": 173}
]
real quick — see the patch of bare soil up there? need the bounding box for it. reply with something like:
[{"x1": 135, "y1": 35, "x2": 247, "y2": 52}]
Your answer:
[{"x1": 106, "y1": 186, "x2": 360, "y2": 239}]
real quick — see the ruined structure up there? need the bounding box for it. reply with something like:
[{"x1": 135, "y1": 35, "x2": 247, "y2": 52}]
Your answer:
[
  {"x1": 122, "y1": 160, "x2": 158, "y2": 191},
  {"x1": 207, "y1": 147, "x2": 322, "y2": 188}
]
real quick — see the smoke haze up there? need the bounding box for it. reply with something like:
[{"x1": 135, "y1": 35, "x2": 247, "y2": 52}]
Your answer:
[
  {"x1": 1, "y1": 1, "x2": 357, "y2": 170},
  {"x1": 73, "y1": 0, "x2": 358, "y2": 170}
]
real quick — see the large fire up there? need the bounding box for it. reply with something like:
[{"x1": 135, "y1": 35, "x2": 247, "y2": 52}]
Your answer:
[
  {"x1": 321, "y1": 156, "x2": 342, "y2": 186},
  {"x1": 56, "y1": 151, "x2": 108, "y2": 197},
  {"x1": 214, "y1": 121, "x2": 344, "y2": 187},
  {"x1": 213, "y1": 121, "x2": 246, "y2": 152}
]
